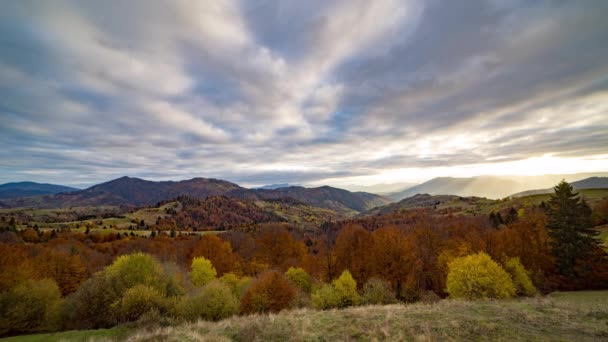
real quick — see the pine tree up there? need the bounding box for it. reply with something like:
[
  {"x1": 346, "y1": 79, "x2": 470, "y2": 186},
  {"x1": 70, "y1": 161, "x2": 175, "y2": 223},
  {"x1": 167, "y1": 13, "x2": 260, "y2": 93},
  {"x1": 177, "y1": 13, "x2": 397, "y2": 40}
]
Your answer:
[{"x1": 546, "y1": 180, "x2": 599, "y2": 276}]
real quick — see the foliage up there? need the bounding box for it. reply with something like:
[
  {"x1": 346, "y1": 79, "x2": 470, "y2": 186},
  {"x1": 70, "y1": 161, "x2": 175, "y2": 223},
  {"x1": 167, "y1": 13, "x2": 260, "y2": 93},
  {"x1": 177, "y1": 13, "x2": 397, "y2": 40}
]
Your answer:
[
  {"x1": 362, "y1": 278, "x2": 397, "y2": 305},
  {"x1": 285, "y1": 267, "x2": 312, "y2": 293},
  {"x1": 312, "y1": 270, "x2": 360, "y2": 309},
  {"x1": 332, "y1": 270, "x2": 360, "y2": 307},
  {"x1": 218, "y1": 273, "x2": 251, "y2": 299},
  {"x1": 311, "y1": 284, "x2": 338, "y2": 310},
  {"x1": 240, "y1": 270, "x2": 295, "y2": 314},
  {"x1": 177, "y1": 281, "x2": 238, "y2": 321},
  {"x1": 0, "y1": 279, "x2": 63, "y2": 336},
  {"x1": 446, "y1": 252, "x2": 516, "y2": 299},
  {"x1": 191, "y1": 256, "x2": 217, "y2": 287},
  {"x1": 105, "y1": 253, "x2": 165, "y2": 294},
  {"x1": 116, "y1": 285, "x2": 166, "y2": 322},
  {"x1": 546, "y1": 181, "x2": 601, "y2": 276},
  {"x1": 504, "y1": 257, "x2": 536, "y2": 296}
]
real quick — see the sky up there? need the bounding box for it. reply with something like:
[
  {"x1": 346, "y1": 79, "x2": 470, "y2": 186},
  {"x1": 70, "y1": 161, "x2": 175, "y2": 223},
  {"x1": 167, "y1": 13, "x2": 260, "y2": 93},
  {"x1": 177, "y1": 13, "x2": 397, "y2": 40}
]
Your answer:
[{"x1": 1, "y1": 0, "x2": 608, "y2": 189}]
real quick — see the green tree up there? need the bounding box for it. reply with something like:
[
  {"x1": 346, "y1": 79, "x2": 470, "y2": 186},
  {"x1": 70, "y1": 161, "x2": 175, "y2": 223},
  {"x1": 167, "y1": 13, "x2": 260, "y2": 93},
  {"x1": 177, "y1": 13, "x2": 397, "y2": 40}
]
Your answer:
[
  {"x1": 332, "y1": 270, "x2": 360, "y2": 308},
  {"x1": 504, "y1": 257, "x2": 536, "y2": 296},
  {"x1": 285, "y1": 267, "x2": 312, "y2": 293},
  {"x1": 547, "y1": 180, "x2": 599, "y2": 276},
  {"x1": 117, "y1": 285, "x2": 166, "y2": 322},
  {"x1": 0, "y1": 279, "x2": 63, "y2": 335},
  {"x1": 190, "y1": 257, "x2": 217, "y2": 287},
  {"x1": 361, "y1": 278, "x2": 397, "y2": 305},
  {"x1": 177, "y1": 281, "x2": 238, "y2": 321},
  {"x1": 446, "y1": 252, "x2": 516, "y2": 299}
]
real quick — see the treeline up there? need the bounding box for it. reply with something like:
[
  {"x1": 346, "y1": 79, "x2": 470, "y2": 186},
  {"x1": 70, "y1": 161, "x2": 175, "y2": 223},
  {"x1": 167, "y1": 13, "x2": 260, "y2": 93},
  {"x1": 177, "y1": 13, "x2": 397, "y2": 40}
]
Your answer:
[{"x1": 0, "y1": 181, "x2": 607, "y2": 336}]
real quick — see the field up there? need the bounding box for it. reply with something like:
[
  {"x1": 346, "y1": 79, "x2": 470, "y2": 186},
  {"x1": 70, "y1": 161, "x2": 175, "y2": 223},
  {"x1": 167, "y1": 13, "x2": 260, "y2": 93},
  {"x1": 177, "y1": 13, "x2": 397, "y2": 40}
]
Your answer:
[{"x1": 4, "y1": 291, "x2": 607, "y2": 342}]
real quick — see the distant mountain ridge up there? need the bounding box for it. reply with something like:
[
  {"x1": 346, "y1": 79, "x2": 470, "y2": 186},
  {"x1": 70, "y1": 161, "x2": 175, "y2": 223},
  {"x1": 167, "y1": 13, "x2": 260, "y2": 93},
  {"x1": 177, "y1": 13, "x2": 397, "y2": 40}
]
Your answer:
[
  {"x1": 0, "y1": 181, "x2": 79, "y2": 199},
  {"x1": 389, "y1": 173, "x2": 608, "y2": 200},
  {"x1": 510, "y1": 177, "x2": 608, "y2": 197},
  {"x1": 3, "y1": 176, "x2": 391, "y2": 215}
]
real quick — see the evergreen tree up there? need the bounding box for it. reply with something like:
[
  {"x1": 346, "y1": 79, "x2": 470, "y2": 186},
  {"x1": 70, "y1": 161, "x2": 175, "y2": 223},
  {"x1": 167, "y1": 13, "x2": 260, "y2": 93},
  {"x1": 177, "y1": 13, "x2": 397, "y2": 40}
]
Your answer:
[{"x1": 547, "y1": 180, "x2": 599, "y2": 276}]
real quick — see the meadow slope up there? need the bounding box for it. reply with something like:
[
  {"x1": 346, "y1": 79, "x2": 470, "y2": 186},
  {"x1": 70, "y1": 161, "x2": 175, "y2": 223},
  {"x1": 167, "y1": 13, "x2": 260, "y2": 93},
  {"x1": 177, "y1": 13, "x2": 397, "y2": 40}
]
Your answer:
[{"x1": 4, "y1": 291, "x2": 607, "y2": 342}]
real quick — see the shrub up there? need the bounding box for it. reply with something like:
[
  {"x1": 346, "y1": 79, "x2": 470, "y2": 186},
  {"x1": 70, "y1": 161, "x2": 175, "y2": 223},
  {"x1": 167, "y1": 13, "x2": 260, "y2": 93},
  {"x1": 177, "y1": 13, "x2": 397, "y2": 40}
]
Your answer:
[
  {"x1": 219, "y1": 273, "x2": 251, "y2": 299},
  {"x1": 105, "y1": 253, "x2": 165, "y2": 294},
  {"x1": 0, "y1": 279, "x2": 63, "y2": 335},
  {"x1": 504, "y1": 257, "x2": 536, "y2": 296},
  {"x1": 332, "y1": 270, "x2": 360, "y2": 308},
  {"x1": 240, "y1": 270, "x2": 295, "y2": 314},
  {"x1": 116, "y1": 284, "x2": 166, "y2": 322},
  {"x1": 362, "y1": 278, "x2": 397, "y2": 305},
  {"x1": 191, "y1": 257, "x2": 217, "y2": 287},
  {"x1": 178, "y1": 281, "x2": 238, "y2": 321},
  {"x1": 64, "y1": 253, "x2": 166, "y2": 329},
  {"x1": 312, "y1": 270, "x2": 360, "y2": 309},
  {"x1": 285, "y1": 267, "x2": 312, "y2": 293},
  {"x1": 446, "y1": 252, "x2": 516, "y2": 299},
  {"x1": 311, "y1": 284, "x2": 338, "y2": 309}
]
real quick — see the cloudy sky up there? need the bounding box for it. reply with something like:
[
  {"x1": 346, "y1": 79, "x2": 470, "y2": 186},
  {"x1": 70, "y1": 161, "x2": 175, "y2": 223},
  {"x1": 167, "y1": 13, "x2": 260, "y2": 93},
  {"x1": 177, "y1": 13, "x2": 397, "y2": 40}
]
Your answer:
[{"x1": 1, "y1": 0, "x2": 608, "y2": 189}]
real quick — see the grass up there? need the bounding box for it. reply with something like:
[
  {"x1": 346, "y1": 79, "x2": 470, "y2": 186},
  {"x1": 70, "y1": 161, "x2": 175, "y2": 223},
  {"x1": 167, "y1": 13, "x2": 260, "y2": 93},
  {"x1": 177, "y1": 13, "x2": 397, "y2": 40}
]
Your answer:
[{"x1": 5, "y1": 291, "x2": 608, "y2": 341}]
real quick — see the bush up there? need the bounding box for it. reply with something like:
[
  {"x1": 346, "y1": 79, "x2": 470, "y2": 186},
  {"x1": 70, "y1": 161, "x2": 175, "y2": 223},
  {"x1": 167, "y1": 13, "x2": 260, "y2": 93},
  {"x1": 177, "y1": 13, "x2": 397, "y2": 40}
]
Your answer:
[
  {"x1": 64, "y1": 253, "x2": 166, "y2": 329},
  {"x1": 362, "y1": 278, "x2": 397, "y2": 305},
  {"x1": 116, "y1": 285, "x2": 166, "y2": 322},
  {"x1": 240, "y1": 271, "x2": 295, "y2": 314},
  {"x1": 312, "y1": 270, "x2": 360, "y2": 309},
  {"x1": 285, "y1": 267, "x2": 312, "y2": 293},
  {"x1": 504, "y1": 257, "x2": 536, "y2": 296},
  {"x1": 105, "y1": 253, "x2": 165, "y2": 294},
  {"x1": 446, "y1": 252, "x2": 516, "y2": 299},
  {"x1": 332, "y1": 270, "x2": 360, "y2": 308},
  {"x1": 191, "y1": 257, "x2": 217, "y2": 287},
  {"x1": 219, "y1": 273, "x2": 251, "y2": 299},
  {"x1": 311, "y1": 284, "x2": 338, "y2": 309},
  {"x1": 0, "y1": 279, "x2": 63, "y2": 335},
  {"x1": 178, "y1": 281, "x2": 238, "y2": 321}
]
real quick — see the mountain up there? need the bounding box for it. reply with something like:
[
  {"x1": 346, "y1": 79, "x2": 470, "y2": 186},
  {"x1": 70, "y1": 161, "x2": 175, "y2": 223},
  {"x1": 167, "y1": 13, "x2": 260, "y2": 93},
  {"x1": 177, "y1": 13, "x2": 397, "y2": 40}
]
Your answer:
[
  {"x1": 511, "y1": 177, "x2": 608, "y2": 197},
  {"x1": 339, "y1": 182, "x2": 418, "y2": 195},
  {"x1": 3, "y1": 177, "x2": 390, "y2": 215},
  {"x1": 0, "y1": 182, "x2": 79, "y2": 199},
  {"x1": 256, "y1": 183, "x2": 291, "y2": 190},
  {"x1": 389, "y1": 173, "x2": 608, "y2": 200},
  {"x1": 362, "y1": 194, "x2": 462, "y2": 216}
]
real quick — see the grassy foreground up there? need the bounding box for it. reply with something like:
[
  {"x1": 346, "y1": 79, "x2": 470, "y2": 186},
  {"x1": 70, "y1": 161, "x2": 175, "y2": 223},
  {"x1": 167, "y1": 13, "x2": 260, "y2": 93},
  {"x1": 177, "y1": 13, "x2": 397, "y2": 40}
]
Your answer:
[{"x1": 3, "y1": 291, "x2": 608, "y2": 342}]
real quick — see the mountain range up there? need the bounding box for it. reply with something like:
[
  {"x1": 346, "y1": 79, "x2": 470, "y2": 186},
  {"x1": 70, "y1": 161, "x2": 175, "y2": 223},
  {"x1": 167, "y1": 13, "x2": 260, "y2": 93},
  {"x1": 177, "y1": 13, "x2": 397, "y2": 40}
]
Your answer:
[
  {"x1": 0, "y1": 182, "x2": 79, "y2": 199},
  {"x1": 510, "y1": 177, "x2": 608, "y2": 197},
  {"x1": 1, "y1": 176, "x2": 391, "y2": 215},
  {"x1": 389, "y1": 173, "x2": 608, "y2": 200}
]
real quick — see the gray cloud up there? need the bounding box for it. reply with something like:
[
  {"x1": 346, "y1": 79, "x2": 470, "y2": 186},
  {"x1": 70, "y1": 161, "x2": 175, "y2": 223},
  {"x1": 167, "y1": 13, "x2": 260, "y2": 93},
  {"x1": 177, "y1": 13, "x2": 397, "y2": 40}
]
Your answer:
[{"x1": 1, "y1": 0, "x2": 607, "y2": 188}]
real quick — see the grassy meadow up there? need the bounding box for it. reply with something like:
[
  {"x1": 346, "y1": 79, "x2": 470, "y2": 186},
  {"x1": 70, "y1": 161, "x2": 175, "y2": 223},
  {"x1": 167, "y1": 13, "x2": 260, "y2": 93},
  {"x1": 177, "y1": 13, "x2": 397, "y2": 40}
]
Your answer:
[{"x1": 3, "y1": 291, "x2": 607, "y2": 342}]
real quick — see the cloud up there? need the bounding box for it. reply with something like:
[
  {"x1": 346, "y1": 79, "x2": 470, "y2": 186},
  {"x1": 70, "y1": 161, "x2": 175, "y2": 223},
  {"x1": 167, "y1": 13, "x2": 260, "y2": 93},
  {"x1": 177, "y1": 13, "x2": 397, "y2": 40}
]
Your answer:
[{"x1": 0, "y1": 0, "x2": 607, "y2": 187}]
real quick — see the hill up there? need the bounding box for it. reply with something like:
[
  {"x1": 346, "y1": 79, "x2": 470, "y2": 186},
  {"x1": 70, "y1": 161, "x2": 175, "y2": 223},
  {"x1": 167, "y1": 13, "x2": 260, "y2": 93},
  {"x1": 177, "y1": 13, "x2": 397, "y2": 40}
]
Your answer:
[
  {"x1": 390, "y1": 173, "x2": 608, "y2": 200},
  {"x1": 511, "y1": 177, "x2": 608, "y2": 197},
  {"x1": 8, "y1": 291, "x2": 607, "y2": 341},
  {"x1": 0, "y1": 182, "x2": 78, "y2": 199},
  {"x1": 2, "y1": 177, "x2": 389, "y2": 215}
]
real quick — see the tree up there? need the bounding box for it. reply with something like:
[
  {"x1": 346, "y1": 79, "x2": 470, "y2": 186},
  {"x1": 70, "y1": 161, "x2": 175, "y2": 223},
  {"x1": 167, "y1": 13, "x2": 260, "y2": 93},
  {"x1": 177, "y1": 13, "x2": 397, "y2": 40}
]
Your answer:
[
  {"x1": 285, "y1": 267, "x2": 312, "y2": 293},
  {"x1": 190, "y1": 234, "x2": 239, "y2": 276},
  {"x1": 117, "y1": 284, "x2": 165, "y2": 322},
  {"x1": 0, "y1": 279, "x2": 63, "y2": 335},
  {"x1": 190, "y1": 257, "x2": 217, "y2": 287},
  {"x1": 177, "y1": 281, "x2": 238, "y2": 321},
  {"x1": 546, "y1": 180, "x2": 599, "y2": 276},
  {"x1": 504, "y1": 257, "x2": 536, "y2": 296},
  {"x1": 240, "y1": 270, "x2": 295, "y2": 314},
  {"x1": 446, "y1": 252, "x2": 516, "y2": 299},
  {"x1": 361, "y1": 278, "x2": 397, "y2": 305},
  {"x1": 331, "y1": 270, "x2": 360, "y2": 308}
]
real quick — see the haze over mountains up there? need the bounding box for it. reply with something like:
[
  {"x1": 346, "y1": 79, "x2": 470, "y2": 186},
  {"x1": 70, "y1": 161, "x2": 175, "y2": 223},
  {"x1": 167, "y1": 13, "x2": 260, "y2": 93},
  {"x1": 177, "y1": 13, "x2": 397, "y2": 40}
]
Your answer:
[{"x1": 389, "y1": 173, "x2": 608, "y2": 200}]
